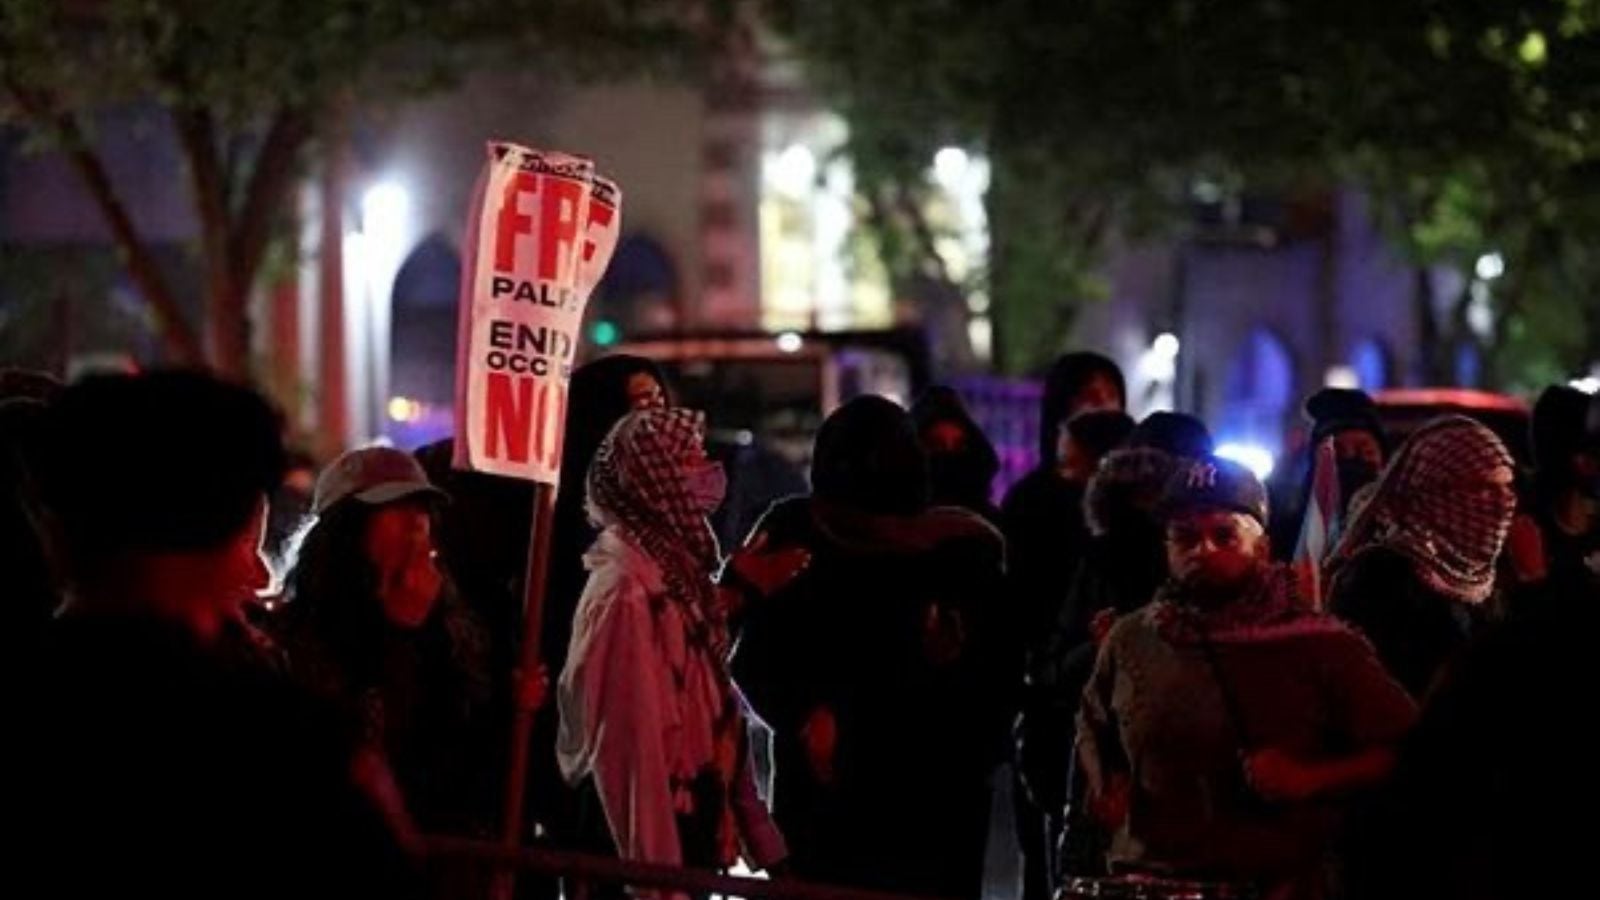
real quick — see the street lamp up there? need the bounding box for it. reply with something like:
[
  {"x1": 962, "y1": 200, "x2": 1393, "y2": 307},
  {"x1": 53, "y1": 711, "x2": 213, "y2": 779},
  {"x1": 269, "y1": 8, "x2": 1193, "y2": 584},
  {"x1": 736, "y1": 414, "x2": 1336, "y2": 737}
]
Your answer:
[{"x1": 362, "y1": 182, "x2": 410, "y2": 241}]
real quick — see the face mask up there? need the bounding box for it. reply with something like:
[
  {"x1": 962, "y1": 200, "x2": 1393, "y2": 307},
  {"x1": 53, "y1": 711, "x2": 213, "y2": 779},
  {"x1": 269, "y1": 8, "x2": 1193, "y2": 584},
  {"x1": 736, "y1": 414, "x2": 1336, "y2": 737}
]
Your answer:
[
  {"x1": 685, "y1": 462, "x2": 727, "y2": 513},
  {"x1": 1337, "y1": 459, "x2": 1380, "y2": 506}
]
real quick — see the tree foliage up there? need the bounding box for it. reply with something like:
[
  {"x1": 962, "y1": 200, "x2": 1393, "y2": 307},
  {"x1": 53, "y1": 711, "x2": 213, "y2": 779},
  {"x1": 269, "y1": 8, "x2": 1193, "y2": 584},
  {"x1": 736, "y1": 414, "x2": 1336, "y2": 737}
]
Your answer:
[
  {"x1": 1, "y1": 0, "x2": 713, "y2": 375},
  {"x1": 770, "y1": 0, "x2": 1600, "y2": 382}
]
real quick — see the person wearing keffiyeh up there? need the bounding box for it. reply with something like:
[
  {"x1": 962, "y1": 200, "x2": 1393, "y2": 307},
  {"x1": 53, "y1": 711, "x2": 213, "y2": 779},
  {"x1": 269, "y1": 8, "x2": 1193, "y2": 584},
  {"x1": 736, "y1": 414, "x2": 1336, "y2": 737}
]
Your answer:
[
  {"x1": 556, "y1": 408, "x2": 803, "y2": 885},
  {"x1": 1325, "y1": 416, "x2": 1518, "y2": 697}
]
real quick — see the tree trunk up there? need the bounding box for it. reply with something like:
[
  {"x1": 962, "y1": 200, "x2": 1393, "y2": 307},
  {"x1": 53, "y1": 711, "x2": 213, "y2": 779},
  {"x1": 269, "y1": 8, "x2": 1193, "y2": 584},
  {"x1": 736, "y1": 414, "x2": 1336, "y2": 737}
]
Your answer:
[
  {"x1": 318, "y1": 117, "x2": 350, "y2": 456},
  {"x1": 207, "y1": 275, "x2": 251, "y2": 379}
]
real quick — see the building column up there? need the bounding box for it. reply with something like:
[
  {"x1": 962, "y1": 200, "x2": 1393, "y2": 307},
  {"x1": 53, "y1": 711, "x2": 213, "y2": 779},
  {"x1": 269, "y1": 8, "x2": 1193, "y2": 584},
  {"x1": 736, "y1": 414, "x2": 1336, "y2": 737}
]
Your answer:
[{"x1": 697, "y1": 20, "x2": 764, "y2": 330}]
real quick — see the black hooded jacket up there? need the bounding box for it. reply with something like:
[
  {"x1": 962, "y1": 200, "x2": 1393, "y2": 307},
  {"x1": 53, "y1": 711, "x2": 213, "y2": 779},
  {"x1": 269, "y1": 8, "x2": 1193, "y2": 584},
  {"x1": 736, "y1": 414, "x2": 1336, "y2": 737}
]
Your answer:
[
  {"x1": 1004, "y1": 354, "x2": 1128, "y2": 641},
  {"x1": 912, "y1": 385, "x2": 1002, "y2": 522},
  {"x1": 732, "y1": 397, "x2": 1013, "y2": 899},
  {"x1": 1014, "y1": 448, "x2": 1176, "y2": 809},
  {"x1": 1036, "y1": 352, "x2": 1127, "y2": 463}
]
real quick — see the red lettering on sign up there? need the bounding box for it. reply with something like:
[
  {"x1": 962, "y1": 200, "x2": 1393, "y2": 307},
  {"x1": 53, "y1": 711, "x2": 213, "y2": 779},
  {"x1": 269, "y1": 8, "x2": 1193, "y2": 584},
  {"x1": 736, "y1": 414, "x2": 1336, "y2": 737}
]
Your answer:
[
  {"x1": 493, "y1": 171, "x2": 538, "y2": 273},
  {"x1": 485, "y1": 371, "x2": 533, "y2": 463},
  {"x1": 581, "y1": 202, "x2": 616, "y2": 263},
  {"x1": 538, "y1": 177, "x2": 584, "y2": 281}
]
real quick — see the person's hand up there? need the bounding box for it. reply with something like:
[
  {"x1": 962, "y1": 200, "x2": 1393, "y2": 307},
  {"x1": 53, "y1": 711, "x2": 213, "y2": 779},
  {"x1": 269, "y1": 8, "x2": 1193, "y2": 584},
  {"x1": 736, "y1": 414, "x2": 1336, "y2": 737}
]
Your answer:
[
  {"x1": 1088, "y1": 773, "x2": 1130, "y2": 830},
  {"x1": 1090, "y1": 609, "x2": 1119, "y2": 645},
  {"x1": 513, "y1": 665, "x2": 550, "y2": 713},
  {"x1": 1243, "y1": 747, "x2": 1323, "y2": 803},
  {"x1": 800, "y1": 705, "x2": 838, "y2": 785},
  {"x1": 728, "y1": 532, "x2": 811, "y2": 597}
]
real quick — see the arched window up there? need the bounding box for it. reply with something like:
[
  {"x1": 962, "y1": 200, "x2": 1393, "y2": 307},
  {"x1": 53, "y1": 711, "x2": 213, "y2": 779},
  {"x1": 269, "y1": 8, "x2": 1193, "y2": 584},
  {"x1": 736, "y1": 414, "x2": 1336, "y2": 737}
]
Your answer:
[
  {"x1": 1349, "y1": 336, "x2": 1391, "y2": 391},
  {"x1": 386, "y1": 235, "x2": 460, "y2": 447}
]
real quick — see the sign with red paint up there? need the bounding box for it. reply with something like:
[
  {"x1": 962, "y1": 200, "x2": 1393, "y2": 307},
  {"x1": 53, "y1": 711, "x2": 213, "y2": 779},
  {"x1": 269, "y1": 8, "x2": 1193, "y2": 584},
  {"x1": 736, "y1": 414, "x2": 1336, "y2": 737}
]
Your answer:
[{"x1": 454, "y1": 142, "x2": 623, "y2": 484}]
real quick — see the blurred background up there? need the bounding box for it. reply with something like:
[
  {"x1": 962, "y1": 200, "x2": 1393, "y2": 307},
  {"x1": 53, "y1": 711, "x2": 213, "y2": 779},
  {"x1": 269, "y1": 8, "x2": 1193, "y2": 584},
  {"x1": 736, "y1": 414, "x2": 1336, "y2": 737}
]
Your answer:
[{"x1": 4, "y1": 0, "x2": 1599, "y2": 494}]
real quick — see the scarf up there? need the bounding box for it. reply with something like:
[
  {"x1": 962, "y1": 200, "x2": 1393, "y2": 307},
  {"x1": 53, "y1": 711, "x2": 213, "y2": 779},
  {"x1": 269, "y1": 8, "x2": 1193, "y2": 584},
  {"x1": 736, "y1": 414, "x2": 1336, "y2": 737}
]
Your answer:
[
  {"x1": 1329, "y1": 416, "x2": 1515, "y2": 605},
  {"x1": 1153, "y1": 563, "x2": 1346, "y2": 644},
  {"x1": 585, "y1": 408, "x2": 742, "y2": 858}
]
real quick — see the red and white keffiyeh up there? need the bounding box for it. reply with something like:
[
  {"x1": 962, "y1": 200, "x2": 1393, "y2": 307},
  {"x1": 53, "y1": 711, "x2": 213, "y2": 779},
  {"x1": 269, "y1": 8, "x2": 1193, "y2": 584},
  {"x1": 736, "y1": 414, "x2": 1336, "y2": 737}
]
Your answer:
[{"x1": 1330, "y1": 416, "x2": 1516, "y2": 605}]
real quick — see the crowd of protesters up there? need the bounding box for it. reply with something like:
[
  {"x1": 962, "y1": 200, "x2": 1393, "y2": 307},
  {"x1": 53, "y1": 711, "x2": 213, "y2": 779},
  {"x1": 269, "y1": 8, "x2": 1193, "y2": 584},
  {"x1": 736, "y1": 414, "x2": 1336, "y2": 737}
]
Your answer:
[{"x1": 1, "y1": 351, "x2": 1594, "y2": 900}]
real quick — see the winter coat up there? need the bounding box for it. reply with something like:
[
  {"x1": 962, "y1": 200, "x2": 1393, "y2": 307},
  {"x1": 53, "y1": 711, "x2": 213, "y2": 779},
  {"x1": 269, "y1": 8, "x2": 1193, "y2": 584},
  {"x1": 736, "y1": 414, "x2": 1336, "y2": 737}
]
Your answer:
[
  {"x1": 732, "y1": 496, "x2": 1012, "y2": 898},
  {"x1": 1003, "y1": 469, "x2": 1092, "y2": 640},
  {"x1": 1338, "y1": 600, "x2": 1598, "y2": 900},
  {"x1": 1077, "y1": 583, "x2": 1415, "y2": 893},
  {"x1": 1327, "y1": 545, "x2": 1484, "y2": 698},
  {"x1": 13, "y1": 612, "x2": 412, "y2": 899},
  {"x1": 1015, "y1": 448, "x2": 1173, "y2": 810}
]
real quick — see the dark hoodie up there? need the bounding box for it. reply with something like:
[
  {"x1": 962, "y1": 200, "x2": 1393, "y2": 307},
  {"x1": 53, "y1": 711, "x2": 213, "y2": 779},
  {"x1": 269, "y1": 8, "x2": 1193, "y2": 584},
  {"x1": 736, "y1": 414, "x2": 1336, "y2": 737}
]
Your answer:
[
  {"x1": 1037, "y1": 352, "x2": 1127, "y2": 463},
  {"x1": 1128, "y1": 411, "x2": 1215, "y2": 460},
  {"x1": 1, "y1": 396, "x2": 60, "y2": 658},
  {"x1": 1054, "y1": 447, "x2": 1178, "y2": 657},
  {"x1": 732, "y1": 396, "x2": 1011, "y2": 899},
  {"x1": 912, "y1": 386, "x2": 1001, "y2": 521},
  {"x1": 1015, "y1": 448, "x2": 1177, "y2": 817},
  {"x1": 1524, "y1": 385, "x2": 1600, "y2": 608},
  {"x1": 1004, "y1": 354, "x2": 1130, "y2": 641},
  {"x1": 1339, "y1": 600, "x2": 1597, "y2": 900}
]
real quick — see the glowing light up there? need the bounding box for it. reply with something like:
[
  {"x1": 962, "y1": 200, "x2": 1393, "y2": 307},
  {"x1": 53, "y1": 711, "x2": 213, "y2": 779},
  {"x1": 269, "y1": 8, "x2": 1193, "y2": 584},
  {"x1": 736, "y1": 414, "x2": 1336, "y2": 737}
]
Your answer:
[
  {"x1": 968, "y1": 316, "x2": 993, "y2": 362},
  {"x1": 1216, "y1": 441, "x2": 1276, "y2": 480},
  {"x1": 361, "y1": 182, "x2": 410, "y2": 238},
  {"x1": 1467, "y1": 283, "x2": 1495, "y2": 339},
  {"x1": 591, "y1": 319, "x2": 620, "y2": 347},
  {"x1": 776, "y1": 331, "x2": 804, "y2": 353},
  {"x1": 1139, "y1": 332, "x2": 1182, "y2": 383},
  {"x1": 387, "y1": 396, "x2": 421, "y2": 423},
  {"x1": 768, "y1": 145, "x2": 817, "y2": 198},
  {"x1": 1324, "y1": 365, "x2": 1360, "y2": 389},
  {"x1": 1519, "y1": 31, "x2": 1547, "y2": 66},
  {"x1": 1570, "y1": 376, "x2": 1600, "y2": 395},
  {"x1": 1475, "y1": 252, "x2": 1505, "y2": 280},
  {"x1": 933, "y1": 146, "x2": 969, "y2": 186}
]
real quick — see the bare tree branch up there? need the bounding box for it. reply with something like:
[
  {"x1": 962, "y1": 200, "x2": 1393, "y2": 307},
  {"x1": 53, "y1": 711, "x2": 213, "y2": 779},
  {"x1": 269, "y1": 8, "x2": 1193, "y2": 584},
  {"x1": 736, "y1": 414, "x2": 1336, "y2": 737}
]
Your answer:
[
  {"x1": 172, "y1": 104, "x2": 238, "y2": 364},
  {"x1": 891, "y1": 180, "x2": 953, "y2": 285}
]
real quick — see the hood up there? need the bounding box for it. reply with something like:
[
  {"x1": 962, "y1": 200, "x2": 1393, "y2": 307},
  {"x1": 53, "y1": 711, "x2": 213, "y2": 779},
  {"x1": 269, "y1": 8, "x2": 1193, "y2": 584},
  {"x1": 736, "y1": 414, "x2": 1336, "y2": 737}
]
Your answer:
[
  {"x1": 1039, "y1": 352, "x2": 1126, "y2": 462},
  {"x1": 812, "y1": 395, "x2": 930, "y2": 516},
  {"x1": 911, "y1": 386, "x2": 1000, "y2": 511}
]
